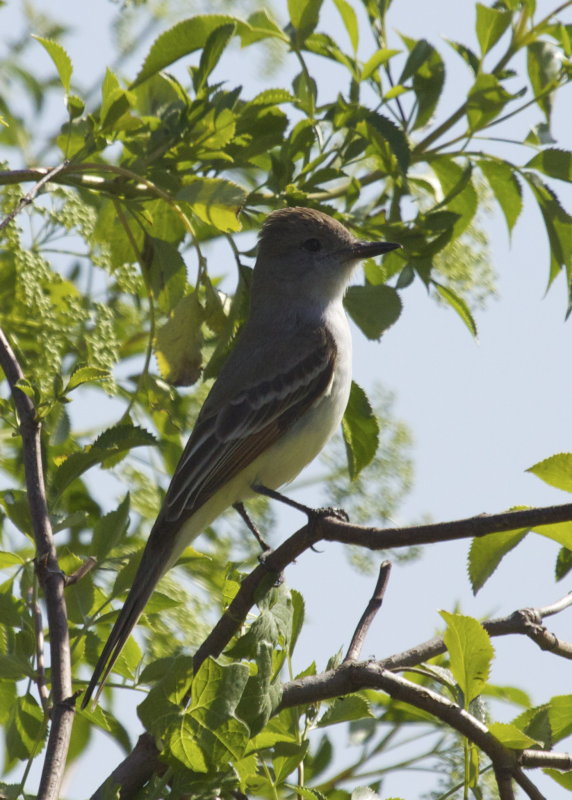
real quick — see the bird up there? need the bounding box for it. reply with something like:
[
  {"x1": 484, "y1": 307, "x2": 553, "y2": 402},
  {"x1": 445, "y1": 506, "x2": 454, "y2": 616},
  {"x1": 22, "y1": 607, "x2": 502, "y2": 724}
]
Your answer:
[{"x1": 82, "y1": 206, "x2": 400, "y2": 707}]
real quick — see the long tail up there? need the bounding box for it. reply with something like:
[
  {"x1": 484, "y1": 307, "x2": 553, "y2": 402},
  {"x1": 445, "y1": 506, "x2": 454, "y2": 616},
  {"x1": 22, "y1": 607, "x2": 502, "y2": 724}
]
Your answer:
[{"x1": 81, "y1": 536, "x2": 171, "y2": 708}]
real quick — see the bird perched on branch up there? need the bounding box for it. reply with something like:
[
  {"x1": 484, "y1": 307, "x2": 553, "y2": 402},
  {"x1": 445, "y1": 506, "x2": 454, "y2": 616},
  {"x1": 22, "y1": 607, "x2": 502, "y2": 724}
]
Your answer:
[{"x1": 82, "y1": 206, "x2": 400, "y2": 707}]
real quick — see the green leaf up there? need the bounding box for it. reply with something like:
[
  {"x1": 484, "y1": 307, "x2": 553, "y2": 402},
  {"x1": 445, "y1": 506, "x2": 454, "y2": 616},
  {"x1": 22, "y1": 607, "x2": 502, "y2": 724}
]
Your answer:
[
  {"x1": 178, "y1": 177, "x2": 246, "y2": 232},
  {"x1": 155, "y1": 292, "x2": 204, "y2": 387},
  {"x1": 432, "y1": 281, "x2": 477, "y2": 337},
  {"x1": 527, "y1": 453, "x2": 572, "y2": 492},
  {"x1": 488, "y1": 721, "x2": 538, "y2": 749},
  {"x1": 318, "y1": 696, "x2": 374, "y2": 727},
  {"x1": 65, "y1": 366, "x2": 111, "y2": 393},
  {"x1": 332, "y1": 0, "x2": 359, "y2": 52},
  {"x1": 165, "y1": 659, "x2": 251, "y2": 772},
  {"x1": 273, "y1": 741, "x2": 310, "y2": 783},
  {"x1": 446, "y1": 39, "x2": 480, "y2": 74},
  {"x1": 92, "y1": 494, "x2": 130, "y2": 562},
  {"x1": 342, "y1": 382, "x2": 380, "y2": 481},
  {"x1": 364, "y1": 111, "x2": 410, "y2": 174},
  {"x1": 526, "y1": 148, "x2": 572, "y2": 182},
  {"x1": 31, "y1": 36, "x2": 72, "y2": 94},
  {"x1": 555, "y1": 546, "x2": 572, "y2": 580},
  {"x1": 527, "y1": 41, "x2": 561, "y2": 121},
  {"x1": 430, "y1": 159, "x2": 477, "y2": 237},
  {"x1": 400, "y1": 37, "x2": 445, "y2": 130},
  {"x1": 145, "y1": 237, "x2": 188, "y2": 314},
  {"x1": 344, "y1": 283, "x2": 402, "y2": 340},
  {"x1": 466, "y1": 73, "x2": 515, "y2": 131},
  {"x1": 545, "y1": 769, "x2": 572, "y2": 790},
  {"x1": 440, "y1": 611, "x2": 494, "y2": 705},
  {"x1": 288, "y1": 0, "x2": 323, "y2": 42},
  {"x1": 468, "y1": 527, "x2": 528, "y2": 593},
  {"x1": 241, "y1": 9, "x2": 289, "y2": 45},
  {"x1": 475, "y1": 3, "x2": 511, "y2": 55},
  {"x1": 361, "y1": 49, "x2": 401, "y2": 81},
  {"x1": 6, "y1": 693, "x2": 46, "y2": 761},
  {"x1": 523, "y1": 173, "x2": 572, "y2": 288},
  {"x1": 549, "y1": 695, "x2": 572, "y2": 743},
  {"x1": 51, "y1": 425, "x2": 157, "y2": 500},
  {"x1": 131, "y1": 15, "x2": 245, "y2": 89},
  {"x1": 478, "y1": 159, "x2": 522, "y2": 235},
  {"x1": 193, "y1": 23, "x2": 237, "y2": 92}
]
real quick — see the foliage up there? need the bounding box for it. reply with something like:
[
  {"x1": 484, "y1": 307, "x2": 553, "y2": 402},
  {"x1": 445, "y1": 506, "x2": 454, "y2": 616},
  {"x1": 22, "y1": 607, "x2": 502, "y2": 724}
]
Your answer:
[{"x1": 1, "y1": 0, "x2": 572, "y2": 798}]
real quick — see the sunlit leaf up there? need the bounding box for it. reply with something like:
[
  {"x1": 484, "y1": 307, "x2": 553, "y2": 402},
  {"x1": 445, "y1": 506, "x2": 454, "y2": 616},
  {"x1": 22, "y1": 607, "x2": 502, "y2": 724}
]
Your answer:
[
  {"x1": 440, "y1": 611, "x2": 494, "y2": 705},
  {"x1": 32, "y1": 36, "x2": 72, "y2": 94}
]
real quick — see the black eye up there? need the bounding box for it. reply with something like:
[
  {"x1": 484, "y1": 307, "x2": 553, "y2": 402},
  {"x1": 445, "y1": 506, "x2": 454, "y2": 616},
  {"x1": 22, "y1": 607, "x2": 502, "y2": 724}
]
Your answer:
[{"x1": 303, "y1": 238, "x2": 321, "y2": 252}]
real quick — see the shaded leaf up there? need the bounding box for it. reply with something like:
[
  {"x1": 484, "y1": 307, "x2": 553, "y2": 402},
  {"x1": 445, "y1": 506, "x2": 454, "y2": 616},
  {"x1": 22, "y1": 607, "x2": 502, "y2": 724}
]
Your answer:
[
  {"x1": 432, "y1": 281, "x2": 477, "y2": 337},
  {"x1": 466, "y1": 73, "x2": 515, "y2": 131},
  {"x1": 51, "y1": 425, "x2": 157, "y2": 500},
  {"x1": 344, "y1": 283, "x2": 402, "y2": 340},
  {"x1": 178, "y1": 177, "x2": 246, "y2": 232},
  {"x1": 527, "y1": 41, "x2": 562, "y2": 121},
  {"x1": 523, "y1": 173, "x2": 572, "y2": 288},
  {"x1": 288, "y1": 0, "x2": 324, "y2": 42},
  {"x1": 478, "y1": 158, "x2": 522, "y2": 235},
  {"x1": 155, "y1": 292, "x2": 204, "y2": 386},
  {"x1": 400, "y1": 37, "x2": 445, "y2": 130},
  {"x1": 364, "y1": 111, "x2": 410, "y2": 174},
  {"x1": 526, "y1": 148, "x2": 572, "y2": 182},
  {"x1": 193, "y1": 23, "x2": 237, "y2": 92},
  {"x1": 318, "y1": 696, "x2": 374, "y2": 727},
  {"x1": 342, "y1": 382, "x2": 380, "y2": 481}
]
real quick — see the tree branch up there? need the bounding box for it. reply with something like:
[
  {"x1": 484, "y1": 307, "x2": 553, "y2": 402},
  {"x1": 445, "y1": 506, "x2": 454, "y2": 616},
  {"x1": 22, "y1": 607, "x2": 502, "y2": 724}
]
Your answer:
[{"x1": 0, "y1": 328, "x2": 74, "y2": 800}]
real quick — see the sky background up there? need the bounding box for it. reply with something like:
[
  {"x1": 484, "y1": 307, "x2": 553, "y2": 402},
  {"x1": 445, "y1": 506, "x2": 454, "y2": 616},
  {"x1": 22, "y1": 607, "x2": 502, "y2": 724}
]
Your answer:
[{"x1": 2, "y1": 0, "x2": 572, "y2": 798}]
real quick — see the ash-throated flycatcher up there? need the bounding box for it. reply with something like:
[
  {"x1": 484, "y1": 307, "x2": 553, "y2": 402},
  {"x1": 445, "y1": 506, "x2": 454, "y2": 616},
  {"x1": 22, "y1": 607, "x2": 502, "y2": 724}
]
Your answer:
[{"x1": 83, "y1": 207, "x2": 400, "y2": 706}]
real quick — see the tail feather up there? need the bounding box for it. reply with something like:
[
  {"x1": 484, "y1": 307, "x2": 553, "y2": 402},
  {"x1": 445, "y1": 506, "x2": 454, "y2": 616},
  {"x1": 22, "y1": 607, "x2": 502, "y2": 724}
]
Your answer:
[{"x1": 81, "y1": 543, "x2": 169, "y2": 709}]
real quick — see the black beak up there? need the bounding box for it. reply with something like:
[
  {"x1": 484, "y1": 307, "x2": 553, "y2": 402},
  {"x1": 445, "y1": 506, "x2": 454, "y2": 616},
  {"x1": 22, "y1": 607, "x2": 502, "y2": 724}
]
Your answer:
[{"x1": 350, "y1": 240, "x2": 401, "y2": 259}]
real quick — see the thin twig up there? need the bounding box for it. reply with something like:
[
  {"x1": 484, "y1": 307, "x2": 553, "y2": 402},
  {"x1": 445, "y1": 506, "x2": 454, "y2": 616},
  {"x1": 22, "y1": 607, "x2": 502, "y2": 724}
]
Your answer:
[
  {"x1": 344, "y1": 561, "x2": 392, "y2": 662},
  {"x1": 65, "y1": 556, "x2": 98, "y2": 587},
  {"x1": 0, "y1": 328, "x2": 74, "y2": 800},
  {"x1": 0, "y1": 161, "x2": 69, "y2": 234}
]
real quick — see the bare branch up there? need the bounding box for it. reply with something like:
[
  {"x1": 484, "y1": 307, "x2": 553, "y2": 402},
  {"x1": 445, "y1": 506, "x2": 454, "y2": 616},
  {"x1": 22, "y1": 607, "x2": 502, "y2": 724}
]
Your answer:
[
  {"x1": 65, "y1": 556, "x2": 98, "y2": 587},
  {"x1": 0, "y1": 328, "x2": 74, "y2": 800},
  {"x1": 344, "y1": 560, "x2": 391, "y2": 662}
]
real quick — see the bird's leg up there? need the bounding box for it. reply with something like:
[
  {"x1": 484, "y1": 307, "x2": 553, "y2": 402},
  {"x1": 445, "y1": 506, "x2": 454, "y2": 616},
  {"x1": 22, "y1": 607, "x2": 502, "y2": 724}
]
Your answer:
[
  {"x1": 233, "y1": 502, "x2": 271, "y2": 553},
  {"x1": 252, "y1": 484, "x2": 349, "y2": 523}
]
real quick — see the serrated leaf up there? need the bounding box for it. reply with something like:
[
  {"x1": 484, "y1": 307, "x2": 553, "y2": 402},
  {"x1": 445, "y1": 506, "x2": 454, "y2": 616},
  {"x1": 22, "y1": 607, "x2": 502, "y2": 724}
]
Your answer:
[
  {"x1": 431, "y1": 159, "x2": 477, "y2": 237},
  {"x1": 432, "y1": 281, "x2": 477, "y2": 337},
  {"x1": 344, "y1": 283, "x2": 402, "y2": 340},
  {"x1": 178, "y1": 177, "x2": 246, "y2": 232},
  {"x1": 555, "y1": 546, "x2": 572, "y2": 581},
  {"x1": 32, "y1": 36, "x2": 72, "y2": 93},
  {"x1": 478, "y1": 159, "x2": 522, "y2": 235},
  {"x1": 488, "y1": 721, "x2": 539, "y2": 749},
  {"x1": 400, "y1": 36, "x2": 445, "y2": 130},
  {"x1": 527, "y1": 452, "x2": 572, "y2": 492},
  {"x1": 251, "y1": 89, "x2": 296, "y2": 105},
  {"x1": 475, "y1": 3, "x2": 511, "y2": 55},
  {"x1": 342, "y1": 382, "x2": 379, "y2": 481},
  {"x1": 65, "y1": 366, "x2": 111, "y2": 393},
  {"x1": 440, "y1": 611, "x2": 494, "y2": 705},
  {"x1": 155, "y1": 292, "x2": 204, "y2": 387},
  {"x1": 165, "y1": 658, "x2": 250, "y2": 772},
  {"x1": 468, "y1": 527, "x2": 527, "y2": 593},
  {"x1": 145, "y1": 236, "x2": 188, "y2": 314},
  {"x1": 51, "y1": 425, "x2": 157, "y2": 500},
  {"x1": 318, "y1": 696, "x2": 374, "y2": 727},
  {"x1": 526, "y1": 148, "x2": 572, "y2": 182},
  {"x1": 6, "y1": 693, "x2": 46, "y2": 761},
  {"x1": 523, "y1": 173, "x2": 572, "y2": 290},
  {"x1": 548, "y1": 695, "x2": 572, "y2": 743},
  {"x1": 364, "y1": 111, "x2": 410, "y2": 174},
  {"x1": 445, "y1": 39, "x2": 480, "y2": 74},
  {"x1": 131, "y1": 15, "x2": 245, "y2": 88},
  {"x1": 193, "y1": 23, "x2": 236, "y2": 92}
]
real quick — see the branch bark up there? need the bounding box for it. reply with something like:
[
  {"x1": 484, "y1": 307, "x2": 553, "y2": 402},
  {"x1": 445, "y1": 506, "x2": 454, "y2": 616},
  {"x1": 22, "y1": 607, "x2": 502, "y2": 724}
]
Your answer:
[{"x1": 0, "y1": 329, "x2": 74, "y2": 800}]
